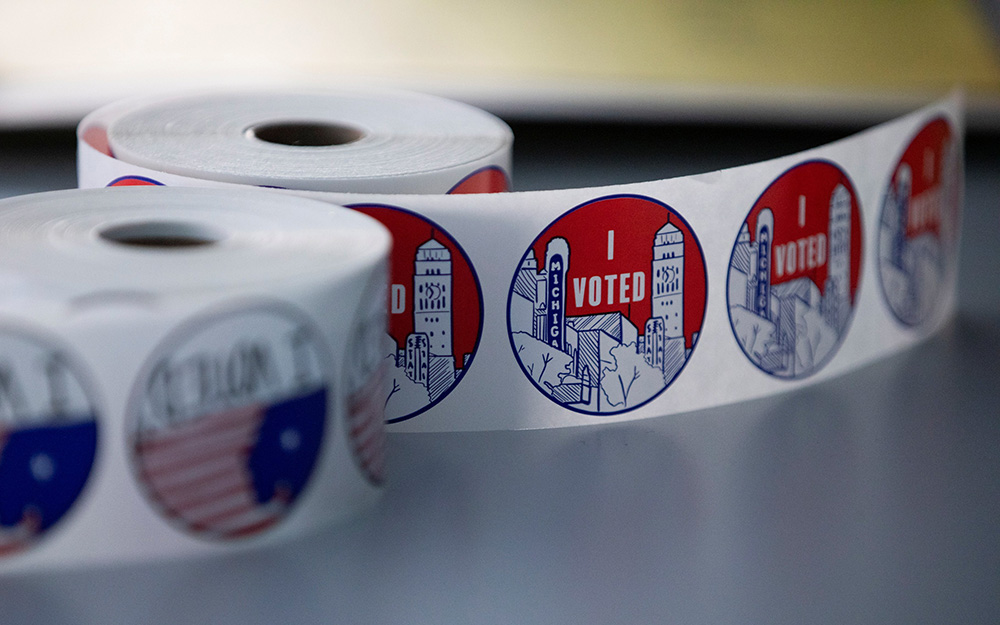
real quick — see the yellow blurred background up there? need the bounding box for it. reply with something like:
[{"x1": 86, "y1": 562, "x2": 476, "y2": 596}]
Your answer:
[{"x1": 1, "y1": 0, "x2": 999, "y2": 126}]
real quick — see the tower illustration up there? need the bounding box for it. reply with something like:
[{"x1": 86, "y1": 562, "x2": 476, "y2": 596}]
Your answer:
[
  {"x1": 413, "y1": 238, "x2": 452, "y2": 358},
  {"x1": 651, "y1": 222, "x2": 684, "y2": 338},
  {"x1": 891, "y1": 164, "x2": 911, "y2": 269},
  {"x1": 543, "y1": 237, "x2": 570, "y2": 352},
  {"x1": 645, "y1": 222, "x2": 687, "y2": 376},
  {"x1": 824, "y1": 184, "x2": 852, "y2": 331}
]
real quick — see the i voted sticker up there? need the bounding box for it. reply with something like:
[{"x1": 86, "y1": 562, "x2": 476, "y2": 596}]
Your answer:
[
  {"x1": 727, "y1": 160, "x2": 863, "y2": 379},
  {"x1": 878, "y1": 117, "x2": 962, "y2": 328},
  {"x1": 507, "y1": 194, "x2": 707, "y2": 416},
  {"x1": 128, "y1": 304, "x2": 330, "y2": 540}
]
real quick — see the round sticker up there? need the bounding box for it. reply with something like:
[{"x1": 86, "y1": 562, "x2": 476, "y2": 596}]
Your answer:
[
  {"x1": 0, "y1": 329, "x2": 98, "y2": 557},
  {"x1": 878, "y1": 117, "x2": 961, "y2": 327},
  {"x1": 129, "y1": 304, "x2": 330, "y2": 540},
  {"x1": 507, "y1": 194, "x2": 707, "y2": 415},
  {"x1": 348, "y1": 204, "x2": 484, "y2": 423},
  {"x1": 727, "y1": 160, "x2": 863, "y2": 379}
]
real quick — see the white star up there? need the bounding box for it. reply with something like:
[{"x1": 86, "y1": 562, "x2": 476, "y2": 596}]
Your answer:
[
  {"x1": 280, "y1": 428, "x2": 301, "y2": 452},
  {"x1": 30, "y1": 453, "x2": 55, "y2": 482}
]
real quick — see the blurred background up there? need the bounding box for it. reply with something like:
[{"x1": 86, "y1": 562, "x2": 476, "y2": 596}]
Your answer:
[{"x1": 1, "y1": 0, "x2": 999, "y2": 128}]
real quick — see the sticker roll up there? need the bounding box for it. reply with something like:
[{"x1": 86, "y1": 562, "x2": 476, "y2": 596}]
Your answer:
[
  {"x1": 77, "y1": 90, "x2": 965, "y2": 433},
  {"x1": 0, "y1": 187, "x2": 390, "y2": 572},
  {"x1": 80, "y1": 90, "x2": 513, "y2": 194}
]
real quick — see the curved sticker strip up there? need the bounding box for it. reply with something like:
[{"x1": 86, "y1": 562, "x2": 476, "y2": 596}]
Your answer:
[{"x1": 77, "y1": 91, "x2": 964, "y2": 433}]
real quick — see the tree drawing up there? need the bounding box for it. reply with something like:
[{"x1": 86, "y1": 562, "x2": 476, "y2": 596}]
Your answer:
[
  {"x1": 600, "y1": 343, "x2": 663, "y2": 409},
  {"x1": 512, "y1": 332, "x2": 571, "y2": 392}
]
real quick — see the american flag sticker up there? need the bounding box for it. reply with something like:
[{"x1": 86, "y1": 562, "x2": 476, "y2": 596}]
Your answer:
[
  {"x1": 130, "y1": 305, "x2": 331, "y2": 540},
  {"x1": 0, "y1": 331, "x2": 98, "y2": 558}
]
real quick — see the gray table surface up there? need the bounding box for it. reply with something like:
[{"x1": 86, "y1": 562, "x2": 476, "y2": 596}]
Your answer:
[{"x1": 0, "y1": 119, "x2": 997, "y2": 625}]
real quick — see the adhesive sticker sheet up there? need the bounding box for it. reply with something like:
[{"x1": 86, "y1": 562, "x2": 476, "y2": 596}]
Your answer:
[
  {"x1": 0, "y1": 187, "x2": 390, "y2": 571},
  {"x1": 77, "y1": 90, "x2": 964, "y2": 433}
]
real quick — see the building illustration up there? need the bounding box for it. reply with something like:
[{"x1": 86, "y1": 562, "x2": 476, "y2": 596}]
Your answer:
[
  {"x1": 510, "y1": 222, "x2": 693, "y2": 414},
  {"x1": 384, "y1": 235, "x2": 467, "y2": 418},
  {"x1": 823, "y1": 184, "x2": 853, "y2": 333},
  {"x1": 728, "y1": 184, "x2": 854, "y2": 378}
]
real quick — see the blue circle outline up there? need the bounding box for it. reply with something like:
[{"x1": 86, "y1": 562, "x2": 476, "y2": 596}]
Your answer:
[
  {"x1": 344, "y1": 202, "x2": 486, "y2": 424},
  {"x1": 875, "y1": 115, "x2": 956, "y2": 329},
  {"x1": 724, "y1": 158, "x2": 863, "y2": 380},
  {"x1": 505, "y1": 193, "x2": 709, "y2": 417}
]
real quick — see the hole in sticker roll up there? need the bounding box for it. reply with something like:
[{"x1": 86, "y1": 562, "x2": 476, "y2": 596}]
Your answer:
[
  {"x1": 246, "y1": 121, "x2": 365, "y2": 147},
  {"x1": 99, "y1": 221, "x2": 225, "y2": 248}
]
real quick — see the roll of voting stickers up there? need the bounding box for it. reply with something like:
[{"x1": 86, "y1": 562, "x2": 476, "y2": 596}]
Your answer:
[{"x1": 0, "y1": 186, "x2": 390, "y2": 571}]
